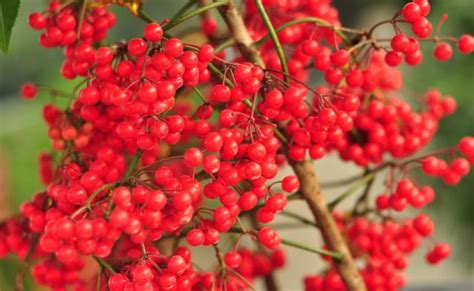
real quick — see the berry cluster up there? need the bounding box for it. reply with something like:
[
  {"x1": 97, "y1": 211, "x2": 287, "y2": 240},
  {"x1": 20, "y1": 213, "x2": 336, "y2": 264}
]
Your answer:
[
  {"x1": 6, "y1": 0, "x2": 474, "y2": 290},
  {"x1": 305, "y1": 215, "x2": 450, "y2": 291},
  {"x1": 29, "y1": 1, "x2": 116, "y2": 79}
]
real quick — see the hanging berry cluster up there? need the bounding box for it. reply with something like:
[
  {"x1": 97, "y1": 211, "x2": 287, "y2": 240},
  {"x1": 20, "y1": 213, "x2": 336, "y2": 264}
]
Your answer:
[{"x1": 3, "y1": 0, "x2": 473, "y2": 290}]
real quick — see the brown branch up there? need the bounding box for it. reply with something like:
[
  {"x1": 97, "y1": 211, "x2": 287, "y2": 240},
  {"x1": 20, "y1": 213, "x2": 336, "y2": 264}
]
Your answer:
[
  {"x1": 215, "y1": 1, "x2": 366, "y2": 290},
  {"x1": 216, "y1": 0, "x2": 264, "y2": 67}
]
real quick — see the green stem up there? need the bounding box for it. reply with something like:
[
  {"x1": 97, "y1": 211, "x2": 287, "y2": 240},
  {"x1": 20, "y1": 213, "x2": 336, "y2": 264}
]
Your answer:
[
  {"x1": 124, "y1": 150, "x2": 142, "y2": 180},
  {"x1": 168, "y1": 0, "x2": 197, "y2": 25},
  {"x1": 255, "y1": 17, "x2": 349, "y2": 48},
  {"x1": 215, "y1": 38, "x2": 236, "y2": 53},
  {"x1": 137, "y1": 8, "x2": 156, "y2": 23},
  {"x1": 327, "y1": 172, "x2": 376, "y2": 210},
  {"x1": 280, "y1": 238, "x2": 344, "y2": 261},
  {"x1": 71, "y1": 183, "x2": 116, "y2": 219},
  {"x1": 228, "y1": 227, "x2": 342, "y2": 261},
  {"x1": 96, "y1": 265, "x2": 103, "y2": 291},
  {"x1": 280, "y1": 210, "x2": 317, "y2": 227},
  {"x1": 163, "y1": 0, "x2": 230, "y2": 31},
  {"x1": 93, "y1": 256, "x2": 116, "y2": 274},
  {"x1": 207, "y1": 63, "x2": 235, "y2": 87},
  {"x1": 253, "y1": 0, "x2": 289, "y2": 82}
]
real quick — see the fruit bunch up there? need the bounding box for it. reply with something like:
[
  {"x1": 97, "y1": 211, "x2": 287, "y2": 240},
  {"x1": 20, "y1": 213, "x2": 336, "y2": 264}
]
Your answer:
[{"x1": 2, "y1": 0, "x2": 473, "y2": 290}]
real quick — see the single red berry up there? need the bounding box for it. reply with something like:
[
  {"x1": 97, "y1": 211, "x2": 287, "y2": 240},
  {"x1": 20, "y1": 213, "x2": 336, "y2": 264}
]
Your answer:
[
  {"x1": 402, "y1": 2, "x2": 422, "y2": 22},
  {"x1": 301, "y1": 40, "x2": 320, "y2": 56},
  {"x1": 281, "y1": 176, "x2": 300, "y2": 192},
  {"x1": 391, "y1": 33, "x2": 410, "y2": 53},
  {"x1": 434, "y1": 42, "x2": 453, "y2": 61},
  {"x1": 411, "y1": 17, "x2": 432, "y2": 38},
  {"x1": 385, "y1": 50, "x2": 403, "y2": 67},
  {"x1": 184, "y1": 147, "x2": 203, "y2": 167},
  {"x1": 458, "y1": 34, "x2": 474, "y2": 54},
  {"x1": 224, "y1": 252, "x2": 242, "y2": 269},
  {"x1": 331, "y1": 49, "x2": 350, "y2": 67},
  {"x1": 413, "y1": 214, "x2": 434, "y2": 236},
  {"x1": 29, "y1": 13, "x2": 47, "y2": 30},
  {"x1": 144, "y1": 23, "x2": 163, "y2": 42},
  {"x1": 127, "y1": 38, "x2": 147, "y2": 56},
  {"x1": 20, "y1": 82, "x2": 38, "y2": 99},
  {"x1": 458, "y1": 136, "x2": 474, "y2": 156}
]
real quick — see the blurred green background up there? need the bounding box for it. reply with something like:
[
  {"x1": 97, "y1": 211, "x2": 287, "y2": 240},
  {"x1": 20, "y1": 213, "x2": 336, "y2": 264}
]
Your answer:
[{"x1": 0, "y1": 0, "x2": 472, "y2": 290}]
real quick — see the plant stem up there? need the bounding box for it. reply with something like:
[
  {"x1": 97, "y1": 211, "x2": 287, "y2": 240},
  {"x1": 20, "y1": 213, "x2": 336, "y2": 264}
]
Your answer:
[
  {"x1": 137, "y1": 8, "x2": 157, "y2": 23},
  {"x1": 216, "y1": 0, "x2": 265, "y2": 67},
  {"x1": 96, "y1": 265, "x2": 103, "y2": 291},
  {"x1": 124, "y1": 150, "x2": 142, "y2": 180},
  {"x1": 327, "y1": 172, "x2": 376, "y2": 211},
  {"x1": 280, "y1": 238, "x2": 344, "y2": 261},
  {"x1": 253, "y1": 0, "x2": 289, "y2": 82},
  {"x1": 71, "y1": 183, "x2": 116, "y2": 219},
  {"x1": 289, "y1": 159, "x2": 366, "y2": 290},
  {"x1": 163, "y1": 0, "x2": 230, "y2": 31},
  {"x1": 215, "y1": 38, "x2": 236, "y2": 52},
  {"x1": 255, "y1": 17, "x2": 350, "y2": 48},
  {"x1": 280, "y1": 210, "x2": 318, "y2": 227},
  {"x1": 168, "y1": 0, "x2": 197, "y2": 26},
  {"x1": 93, "y1": 256, "x2": 116, "y2": 274}
]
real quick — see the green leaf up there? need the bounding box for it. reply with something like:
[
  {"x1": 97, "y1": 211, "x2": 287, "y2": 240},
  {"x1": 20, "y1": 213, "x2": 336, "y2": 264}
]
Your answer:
[{"x1": 0, "y1": 0, "x2": 20, "y2": 53}]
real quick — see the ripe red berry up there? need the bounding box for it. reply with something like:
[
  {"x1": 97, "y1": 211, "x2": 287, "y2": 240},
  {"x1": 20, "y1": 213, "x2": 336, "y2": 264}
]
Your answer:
[
  {"x1": 391, "y1": 34, "x2": 410, "y2": 53},
  {"x1": 184, "y1": 147, "x2": 203, "y2": 167},
  {"x1": 331, "y1": 50, "x2": 350, "y2": 67},
  {"x1": 224, "y1": 252, "x2": 242, "y2": 268},
  {"x1": 458, "y1": 136, "x2": 474, "y2": 156},
  {"x1": 301, "y1": 40, "x2": 319, "y2": 56},
  {"x1": 20, "y1": 82, "x2": 38, "y2": 99},
  {"x1": 127, "y1": 38, "x2": 147, "y2": 56},
  {"x1": 144, "y1": 23, "x2": 163, "y2": 42},
  {"x1": 281, "y1": 176, "x2": 300, "y2": 192},
  {"x1": 411, "y1": 17, "x2": 432, "y2": 38},
  {"x1": 186, "y1": 229, "x2": 205, "y2": 246},
  {"x1": 402, "y1": 2, "x2": 422, "y2": 22},
  {"x1": 413, "y1": 214, "x2": 434, "y2": 236},
  {"x1": 29, "y1": 13, "x2": 47, "y2": 30},
  {"x1": 385, "y1": 50, "x2": 403, "y2": 67},
  {"x1": 434, "y1": 42, "x2": 453, "y2": 61},
  {"x1": 458, "y1": 34, "x2": 474, "y2": 54}
]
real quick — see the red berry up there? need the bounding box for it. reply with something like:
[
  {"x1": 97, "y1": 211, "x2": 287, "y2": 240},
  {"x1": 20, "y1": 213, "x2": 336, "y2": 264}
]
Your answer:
[
  {"x1": 434, "y1": 42, "x2": 453, "y2": 61},
  {"x1": 402, "y1": 2, "x2": 422, "y2": 22},
  {"x1": 413, "y1": 214, "x2": 434, "y2": 236},
  {"x1": 127, "y1": 38, "x2": 147, "y2": 56},
  {"x1": 458, "y1": 34, "x2": 474, "y2": 54},
  {"x1": 458, "y1": 136, "x2": 474, "y2": 156},
  {"x1": 224, "y1": 252, "x2": 242, "y2": 268},
  {"x1": 20, "y1": 82, "x2": 38, "y2": 99},
  {"x1": 144, "y1": 23, "x2": 163, "y2": 42}
]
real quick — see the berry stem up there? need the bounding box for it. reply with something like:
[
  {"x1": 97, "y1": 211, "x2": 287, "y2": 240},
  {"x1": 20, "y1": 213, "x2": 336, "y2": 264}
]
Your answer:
[
  {"x1": 280, "y1": 238, "x2": 344, "y2": 260},
  {"x1": 327, "y1": 172, "x2": 377, "y2": 211},
  {"x1": 96, "y1": 265, "x2": 103, "y2": 291},
  {"x1": 123, "y1": 150, "x2": 143, "y2": 180},
  {"x1": 255, "y1": 16, "x2": 351, "y2": 48},
  {"x1": 253, "y1": 0, "x2": 289, "y2": 83},
  {"x1": 93, "y1": 256, "x2": 116, "y2": 274},
  {"x1": 163, "y1": 0, "x2": 230, "y2": 31},
  {"x1": 168, "y1": 0, "x2": 197, "y2": 26},
  {"x1": 280, "y1": 210, "x2": 318, "y2": 227},
  {"x1": 70, "y1": 183, "x2": 116, "y2": 219},
  {"x1": 137, "y1": 8, "x2": 157, "y2": 23}
]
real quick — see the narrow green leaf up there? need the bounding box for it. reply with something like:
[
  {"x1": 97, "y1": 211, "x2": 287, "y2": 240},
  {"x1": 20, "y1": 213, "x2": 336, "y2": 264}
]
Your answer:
[{"x1": 0, "y1": 0, "x2": 20, "y2": 53}]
